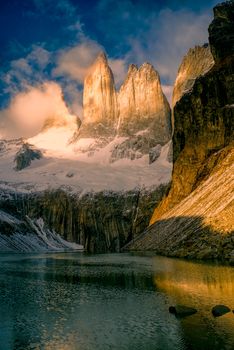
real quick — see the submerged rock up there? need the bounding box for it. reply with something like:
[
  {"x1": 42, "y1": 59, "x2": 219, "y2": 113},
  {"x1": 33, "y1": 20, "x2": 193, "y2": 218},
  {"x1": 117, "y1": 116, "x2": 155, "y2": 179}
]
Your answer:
[
  {"x1": 169, "y1": 305, "x2": 197, "y2": 317},
  {"x1": 212, "y1": 305, "x2": 231, "y2": 317}
]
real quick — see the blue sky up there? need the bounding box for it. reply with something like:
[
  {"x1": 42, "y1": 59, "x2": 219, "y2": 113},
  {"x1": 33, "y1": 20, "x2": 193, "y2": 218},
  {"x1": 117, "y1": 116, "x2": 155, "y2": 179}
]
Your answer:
[{"x1": 0, "y1": 0, "x2": 219, "y2": 122}]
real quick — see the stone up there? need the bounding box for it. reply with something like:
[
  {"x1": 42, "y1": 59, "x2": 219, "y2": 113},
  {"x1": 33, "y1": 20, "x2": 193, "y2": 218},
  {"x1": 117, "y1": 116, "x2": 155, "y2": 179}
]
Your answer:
[
  {"x1": 169, "y1": 305, "x2": 197, "y2": 317},
  {"x1": 212, "y1": 305, "x2": 231, "y2": 317}
]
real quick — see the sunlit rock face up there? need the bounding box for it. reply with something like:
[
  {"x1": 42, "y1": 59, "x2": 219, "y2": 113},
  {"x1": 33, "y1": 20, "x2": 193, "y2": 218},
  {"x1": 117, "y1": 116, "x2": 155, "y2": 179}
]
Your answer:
[
  {"x1": 126, "y1": 145, "x2": 234, "y2": 260},
  {"x1": 172, "y1": 45, "x2": 214, "y2": 107},
  {"x1": 126, "y1": 2, "x2": 234, "y2": 260},
  {"x1": 78, "y1": 52, "x2": 118, "y2": 138},
  {"x1": 118, "y1": 63, "x2": 171, "y2": 142}
]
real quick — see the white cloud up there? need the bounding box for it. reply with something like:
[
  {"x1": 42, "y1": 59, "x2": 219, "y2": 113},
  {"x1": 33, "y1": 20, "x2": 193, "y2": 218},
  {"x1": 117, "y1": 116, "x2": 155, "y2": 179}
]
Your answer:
[
  {"x1": 125, "y1": 8, "x2": 212, "y2": 85},
  {"x1": 1, "y1": 45, "x2": 51, "y2": 96},
  {"x1": 0, "y1": 82, "x2": 77, "y2": 138},
  {"x1": 162, "y1": 85, "x2": 173, "y2": 105},
  {"x1": 109, "y1": 58, "x2": 127, "y2": 88},
  {"x1": 53, "y1": 40, "x2": 103, "y2": 83}
]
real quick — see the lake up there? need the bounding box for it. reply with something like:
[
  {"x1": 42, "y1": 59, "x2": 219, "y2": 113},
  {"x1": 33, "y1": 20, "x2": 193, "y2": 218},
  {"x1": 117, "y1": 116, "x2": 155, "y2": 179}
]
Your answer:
[{"x1": 0, "y1": 252, "x2": 234, "y2": 350}]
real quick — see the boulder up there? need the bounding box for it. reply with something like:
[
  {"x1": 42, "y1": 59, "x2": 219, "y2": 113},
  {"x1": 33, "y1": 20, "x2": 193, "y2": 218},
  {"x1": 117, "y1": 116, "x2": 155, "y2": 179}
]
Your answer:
[
  {"x1": 212, "y1": 305, "x2": 231, "y2": 317},
  {"x1": 169, "y1": 305, "x2": 197, "y2": 317}
]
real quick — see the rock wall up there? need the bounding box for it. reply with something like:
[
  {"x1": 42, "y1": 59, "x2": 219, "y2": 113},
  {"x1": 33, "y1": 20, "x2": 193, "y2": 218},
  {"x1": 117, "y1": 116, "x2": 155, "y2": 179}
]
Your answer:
[
  {"x1": 125, "y1": 146, "x2": 234, "y2": 261},
  {"x1": 0, "y1": 185, "x2": 168, "y2": 253}
]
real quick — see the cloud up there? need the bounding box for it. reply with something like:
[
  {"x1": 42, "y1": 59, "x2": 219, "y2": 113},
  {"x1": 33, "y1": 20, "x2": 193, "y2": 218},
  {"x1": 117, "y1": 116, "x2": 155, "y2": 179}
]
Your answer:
[
  {"x1": 53, "y1": 40, "x2": 102, "y2": 83},
  {"x1": 96, "y1": 0, "x2": 213, "y2": 86},
  {"x1": 109, "y1": 58, "x2": 127, "y2": 88},
  {"x1": 162, "y1": 85, "x2": 173, "y2": 105},
  {"x1": 147, "y1": 8, "x2": 212, "y2": 83},
  {"x1": 0, "y1": 82, "x2": 77, "y2": 138},
  {"x1": 1, "y1": 45, "x2": 51, "y2": 97}
]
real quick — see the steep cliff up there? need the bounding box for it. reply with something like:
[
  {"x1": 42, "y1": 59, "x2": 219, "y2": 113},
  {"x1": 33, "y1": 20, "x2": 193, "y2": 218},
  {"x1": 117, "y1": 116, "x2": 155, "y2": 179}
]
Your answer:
[
  {"x1": 118, "y1": 63, "x2": 171, "y2": 141},
  {"x1": 126, "y1": 145, "x2": 234, "y2": 260},
  {"x1": 78, "y1": 52, "x2": 118, "y2": 139},
  {"x1": 172, "y1": 45, "x2": 214, "y2": 107},
  {"x1": 127, "y1": 1, "x2": 234, "y2": 261},
  {"x1": 0, "y1": 185, "x2": 168, "y2": 253}
]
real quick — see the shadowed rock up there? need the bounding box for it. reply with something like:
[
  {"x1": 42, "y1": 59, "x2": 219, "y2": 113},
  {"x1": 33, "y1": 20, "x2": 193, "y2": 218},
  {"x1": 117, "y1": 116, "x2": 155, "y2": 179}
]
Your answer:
[
  {"x1": 14, "y1": 143, "x2": 43, "y2": 171},
  {"x1": 169, "y1": 305, "x2": 197, "y2": 317},
  {"x1": 212, "y1": 305, "x2": 231, "y2": 317}
]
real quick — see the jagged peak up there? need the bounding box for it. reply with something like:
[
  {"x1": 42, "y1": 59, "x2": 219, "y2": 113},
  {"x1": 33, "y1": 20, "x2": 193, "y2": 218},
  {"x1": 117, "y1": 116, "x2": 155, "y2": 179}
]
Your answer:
[
  {"x1": 139, "y1": 62, "x2": 159, "y2": 75},
  {"x1": 95, "y1": 51, "x2": 108, "y2": 64},
  {"x1": 127, "y1": 63, "x2": 138, "y2": 75},
  {"x1": 139, "y1": 62, "x2": 154, "y2": 70}
]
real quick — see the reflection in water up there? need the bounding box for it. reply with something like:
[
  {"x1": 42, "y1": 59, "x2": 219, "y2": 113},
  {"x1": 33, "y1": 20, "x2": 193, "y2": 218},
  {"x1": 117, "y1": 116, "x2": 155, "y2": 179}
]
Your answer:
[
  {"x1": 0, "y1": 252, "x2": 233, "y2": 350},
  {"x1": 154, "y1": 258, "x2": 234, "y2": 350}
]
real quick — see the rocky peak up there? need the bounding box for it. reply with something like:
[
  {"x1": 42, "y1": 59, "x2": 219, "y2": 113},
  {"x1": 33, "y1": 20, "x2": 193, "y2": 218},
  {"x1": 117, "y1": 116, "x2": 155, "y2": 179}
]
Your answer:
[
  {"x1": 76, "y1": 54, "x2": 172, "y2": 162},
  {"x1": 209, "y1": 1, "x2": 234, "y2": 62},
  {"x1": 172, "y1": 45, "x2": 214, "y2": 107},
  {"x1": 78, "y1": 51, "x2": 118, "y2": 138},
  {"x1": 95, "y1": 51, "x2": 108, "y2": 63},
  {"x1": 117, "y1": 62, "x2": 171, "y2": 141}
]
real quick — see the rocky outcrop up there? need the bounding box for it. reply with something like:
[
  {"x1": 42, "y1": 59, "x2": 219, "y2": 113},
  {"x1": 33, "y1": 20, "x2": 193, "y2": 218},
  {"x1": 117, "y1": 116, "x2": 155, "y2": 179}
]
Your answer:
[
  {"x1": 126, "y1": 1, "x2": 234, "y2": 261},
  {"x1": 0, "y1": 185, "x2": 168, "y2": 253},
  {"x1": 14, "y1": 143, "x2": 42, "y2": 170},
  {"x1": 78, "y1": 52, "x2": 118, "y2": 138},
  {"x1": 172, "y1": 45, "x2": 214, "y2": 107}
]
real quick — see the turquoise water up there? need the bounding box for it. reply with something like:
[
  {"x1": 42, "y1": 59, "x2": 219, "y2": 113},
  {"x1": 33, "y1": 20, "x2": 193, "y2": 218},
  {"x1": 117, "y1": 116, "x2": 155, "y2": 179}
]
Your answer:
[{"x1": 0, "y1": 252, "x2": 234, "y2": 350}]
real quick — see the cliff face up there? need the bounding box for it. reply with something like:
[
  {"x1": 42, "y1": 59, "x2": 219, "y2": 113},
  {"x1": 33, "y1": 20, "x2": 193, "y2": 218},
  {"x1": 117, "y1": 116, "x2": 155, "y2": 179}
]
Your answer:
[
  {"x1": 79, "y1": 52, "x2": 118, "y2": 138},
  {"x1": 172, "y1": 45, "x2": 214, "y2": 107},
  {"x1": 0, "y1": 185, "x2": 168, "y2": 253},
  {"x1": 126, "y1": 146, "x2": 234, "y2": 260},
  {"x1": 127, "y1": 1, "x2": 234, "y2": 261},
  {"x1": 150, "y1": 1, "x2": 234, "y2": 222},
  {"x1": 118, "y1": 63, "x2": 171, "y2": 142}
]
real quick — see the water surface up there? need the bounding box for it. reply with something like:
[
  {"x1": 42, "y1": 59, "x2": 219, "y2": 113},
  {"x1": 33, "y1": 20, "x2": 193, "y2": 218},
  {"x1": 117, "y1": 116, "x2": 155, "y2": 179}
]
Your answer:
[{"x1": 0, "y1": 252, "x2": 234, "y2": 350}]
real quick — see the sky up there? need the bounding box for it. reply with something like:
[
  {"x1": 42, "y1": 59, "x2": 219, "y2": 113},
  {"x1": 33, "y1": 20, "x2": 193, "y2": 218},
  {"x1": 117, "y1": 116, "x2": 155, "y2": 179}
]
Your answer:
[{"x1": 0, "y1": 0, "x2": 220, "y2": 137}]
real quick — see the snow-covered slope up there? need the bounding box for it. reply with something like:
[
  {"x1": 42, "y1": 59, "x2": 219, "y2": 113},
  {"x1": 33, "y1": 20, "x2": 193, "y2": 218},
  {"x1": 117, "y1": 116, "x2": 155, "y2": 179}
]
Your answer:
[
  {"x1": 0, "y1": 135, "x2": 172, "y2": 194},
  {"x1": 0, "y1": 209, "x2": 83, "y2": 252}
]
